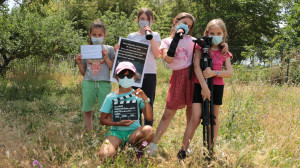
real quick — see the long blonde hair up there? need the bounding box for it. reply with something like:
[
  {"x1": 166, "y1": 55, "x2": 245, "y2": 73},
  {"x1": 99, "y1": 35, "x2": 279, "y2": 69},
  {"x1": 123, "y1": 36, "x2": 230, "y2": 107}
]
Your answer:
[
  {"x1": 204, "y1": 18, "x2": 228, "y2": 44},
  {"x1": 170, "y1": 12, "x2": 195, "y2": 36}
]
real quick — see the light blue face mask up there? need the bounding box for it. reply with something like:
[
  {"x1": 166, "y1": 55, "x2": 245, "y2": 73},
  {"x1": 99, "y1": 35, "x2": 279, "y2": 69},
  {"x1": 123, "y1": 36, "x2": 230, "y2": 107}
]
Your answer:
[
  {"x1": 91, "y1": 37, "x2": 104, "y2": 45},
  {"x1": 118, "y1": 77, "x2": 135, "y2": 88},
  {"x1": 175, "y1": 22, "x2": 189, "y2": 34},
  {"x1": 211, "y1": 36, "x2": 223, "y2": 45},
  {"x1": 139, "y1": 20, "x2": 152, "y2": 28}
]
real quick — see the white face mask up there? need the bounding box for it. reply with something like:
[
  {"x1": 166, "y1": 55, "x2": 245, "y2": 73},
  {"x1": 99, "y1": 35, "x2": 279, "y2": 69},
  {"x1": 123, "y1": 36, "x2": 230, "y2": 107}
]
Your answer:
[
  {"x1": 139, "y1": 20, "x2": 152, "y2": 28},
  {"x1": 91, "y1": 37, "x2": 104, "y2": 45},
  {"x1": 211, "y1": 36, "x2": 223, "y2": 45},
  {"x1": 118, "y1": 77, "x2": 134, "y2": 88}
]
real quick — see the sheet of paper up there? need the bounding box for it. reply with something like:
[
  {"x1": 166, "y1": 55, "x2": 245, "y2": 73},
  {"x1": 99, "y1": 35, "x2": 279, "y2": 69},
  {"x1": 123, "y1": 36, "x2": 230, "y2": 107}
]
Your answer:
[{"x1": 81, "y1": 45, "x2": 102, "y2": 59}]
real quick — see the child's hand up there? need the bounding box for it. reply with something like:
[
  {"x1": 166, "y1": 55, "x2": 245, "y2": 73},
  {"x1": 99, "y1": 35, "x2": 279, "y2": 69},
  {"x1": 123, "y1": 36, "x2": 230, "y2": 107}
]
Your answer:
[
  {"x1": 203, "y1": 67, "x2": 215, "y2": 78},
  {"x1": 144, "y1": 25, "x2": 152, "y2": 33},
  {"x1": 132, "y1": 88, "x2": 148, "y2": 101},
  {"x1": 118, "y1": 120, "x2": 136, "y2": 126},
  {"x1": 220, "y1": 42, "x2": 228, "y2": 54},
  {"x1": 102, "y1": 48, "x2": 108, "y2": 61},
  {"x1": 75, "y1": 54, "x2": 82, "y2": 65},
  {"x1": 176, "y1": 28, "x2": 185, "y2": 34},
  {"x1": 201, "y1": 86, "x2": 211, "y2": 101},
  {"x1": 114, "y1": 44, "x2": 120, "y2": 52}
]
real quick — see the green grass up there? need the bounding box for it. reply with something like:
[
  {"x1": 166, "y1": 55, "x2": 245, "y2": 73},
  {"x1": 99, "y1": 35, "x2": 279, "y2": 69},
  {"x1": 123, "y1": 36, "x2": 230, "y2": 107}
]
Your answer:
[{"x1": 0, "y1": 60, "x2": 299, "y2": 167}]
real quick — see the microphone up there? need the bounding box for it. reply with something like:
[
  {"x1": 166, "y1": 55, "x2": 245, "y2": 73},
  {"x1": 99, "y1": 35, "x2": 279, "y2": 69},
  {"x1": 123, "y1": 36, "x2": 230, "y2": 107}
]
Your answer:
[
  {"x1": 145, "y1": 30, "x2": 153, "y2": 40},
  {"x1": 177, "y1": 28, "x2": 185, "y2": 39}
]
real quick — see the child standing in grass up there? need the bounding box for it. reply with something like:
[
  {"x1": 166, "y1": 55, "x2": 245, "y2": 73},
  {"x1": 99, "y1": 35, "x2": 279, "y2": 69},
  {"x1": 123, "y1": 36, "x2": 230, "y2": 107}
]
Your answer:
[
  {"x1": 75, "y1": 19, "x2": 117, "y2": 133},
  {"x1": 178, "y1": 18, "x2": 233, "y2": 159},
  {"x1": 99, "y1": 61, "x2": 154, "y2": 160},
  {"x1": 147, "y1": 12, "x2": 197, "y2": 154},
  {"x1": 127, "y1": 8, "x2": 161, "y2": 126}
]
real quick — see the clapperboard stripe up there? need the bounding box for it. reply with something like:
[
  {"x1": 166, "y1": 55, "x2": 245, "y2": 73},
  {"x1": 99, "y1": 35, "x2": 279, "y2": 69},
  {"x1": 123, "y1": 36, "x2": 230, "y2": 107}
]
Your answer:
[
  {"x1": 112, "y1": 93, "x2": 138, "y2": 122},
  {"x1": 113, "y1": 94, "x2": 137, "y2": 105}
]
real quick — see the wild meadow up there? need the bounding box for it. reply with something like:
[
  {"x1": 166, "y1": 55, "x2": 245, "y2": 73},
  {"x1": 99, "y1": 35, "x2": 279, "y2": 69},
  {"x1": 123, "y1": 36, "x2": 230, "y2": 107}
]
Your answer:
[{"x1": 0, "y1": 59, "x2": 299, "y2": 168}]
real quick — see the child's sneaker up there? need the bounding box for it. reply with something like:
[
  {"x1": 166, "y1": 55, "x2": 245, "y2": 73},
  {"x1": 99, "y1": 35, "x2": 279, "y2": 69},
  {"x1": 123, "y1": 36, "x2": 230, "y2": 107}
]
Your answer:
[
  {"x1": 134, "y1": 147, "x2": 144, "y2": 160},
  {"x1": 177, "y1": 150, "x2": 187, "y2": 160},
  {"x1": 147, "y1": 142, "x2": 158, "y2": 155}
]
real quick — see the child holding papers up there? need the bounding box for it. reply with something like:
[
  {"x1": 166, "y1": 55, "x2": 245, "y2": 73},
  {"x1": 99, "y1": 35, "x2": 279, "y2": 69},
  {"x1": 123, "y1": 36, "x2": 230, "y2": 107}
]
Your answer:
[{"x1": 75, "y1": 19, "x2": 117, "y2": 133}]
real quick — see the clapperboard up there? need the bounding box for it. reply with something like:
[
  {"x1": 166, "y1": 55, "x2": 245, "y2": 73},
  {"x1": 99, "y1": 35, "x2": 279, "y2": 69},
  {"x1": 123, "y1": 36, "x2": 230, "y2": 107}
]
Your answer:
[{"x1": 112, "y1": 94, "x2": 138, "y2": 122}]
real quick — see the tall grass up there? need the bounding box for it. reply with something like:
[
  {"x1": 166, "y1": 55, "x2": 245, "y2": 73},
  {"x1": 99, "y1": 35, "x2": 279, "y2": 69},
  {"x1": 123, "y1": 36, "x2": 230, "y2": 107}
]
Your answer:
[{"x1": 0, "y1": 59, "x2": 299, "y2": 167}]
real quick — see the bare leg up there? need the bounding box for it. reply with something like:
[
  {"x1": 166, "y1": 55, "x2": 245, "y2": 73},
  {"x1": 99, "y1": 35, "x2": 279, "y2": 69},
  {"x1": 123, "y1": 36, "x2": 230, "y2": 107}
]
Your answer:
[
  {"x1": 99, "y1": 136, "x2": 122, "y2": 161},
  {"x1": 212, "y1": 105, "x2": 220, "y2": 146},
  {"x1": 151, "y1": 109, "x2": 177, "y2": 144},
  {"x1": 129, "y1": 125, "x2": 154, "y2": 150},
  {"x1": 208, "y1": 105, "x2": 220, "y2": 147},
  {"x1": 181, "y1": 103, "x2": 202, "y2": 151},
  {"x1": 186, "y1": 106, "x2": 193, "y2": 126},
  {"x1": 84, "y1": 111, "x2": 93, "y2": 133}
]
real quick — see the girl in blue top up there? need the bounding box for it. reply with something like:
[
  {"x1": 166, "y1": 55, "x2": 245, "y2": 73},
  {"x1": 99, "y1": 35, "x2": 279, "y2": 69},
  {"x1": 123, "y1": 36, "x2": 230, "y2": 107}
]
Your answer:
[{"x1": 99, "y1": 61, "x2": 154, "y2": 160}]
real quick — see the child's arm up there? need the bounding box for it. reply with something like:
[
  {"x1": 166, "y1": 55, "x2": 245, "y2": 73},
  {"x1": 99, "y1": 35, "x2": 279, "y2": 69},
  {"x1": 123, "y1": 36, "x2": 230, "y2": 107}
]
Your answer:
[
  {"x1": 100, "y1": 113, "x2": 135, "y2": 126},
  {"x1": 162, "y1": 48, "x2": 174, "y2": 63},
  {"x1": 103, "y1": 49, "x2": 113, "y2": 70},
  {"x1": 132, "y1": 88, "x2": 153, "y2": 121},
  {"x1": 75, "y1": 54, "x2": 86, "y2": 76},
  {"x1": 194, "y1": 50, "x2": 211, "y2": 101},
  {"x1": 220, "y1": 42, "x2": 228, "y2": 54},
  {"x1": 150, "y1": 39, "x2": 161, "y2": 59},
  {"x1": 203, "y1": 57, "x2": 232, "y2": 78},
  {"x1": 145, "y1": 26, "x2": 161, "y2": 59}
]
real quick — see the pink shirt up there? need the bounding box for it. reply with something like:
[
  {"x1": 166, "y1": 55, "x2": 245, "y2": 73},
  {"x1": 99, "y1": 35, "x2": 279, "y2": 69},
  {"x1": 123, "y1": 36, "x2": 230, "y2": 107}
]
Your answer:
[
  {"x1": 195, "y1": 49, "x2": 232, "y2": 85},
  {"x1": 160, "y1": 35, "x2": 199, "y2": 70}
]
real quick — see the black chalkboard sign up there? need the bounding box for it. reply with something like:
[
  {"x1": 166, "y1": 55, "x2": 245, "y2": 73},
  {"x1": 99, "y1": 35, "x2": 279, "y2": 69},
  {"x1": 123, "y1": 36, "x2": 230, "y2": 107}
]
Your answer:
[
  {"x1": 112, "y1": 94, "x2": 139, "y2": 122},
  {"x1": 110, "y1": 37, "x2": 150, "y2": 87}
]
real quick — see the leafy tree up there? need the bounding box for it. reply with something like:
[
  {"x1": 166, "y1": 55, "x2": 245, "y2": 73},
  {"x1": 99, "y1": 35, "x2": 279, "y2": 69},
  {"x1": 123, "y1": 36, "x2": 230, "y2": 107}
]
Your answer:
[{"x1": 0, "y1": 5, "x2": 85, "y2": 75}]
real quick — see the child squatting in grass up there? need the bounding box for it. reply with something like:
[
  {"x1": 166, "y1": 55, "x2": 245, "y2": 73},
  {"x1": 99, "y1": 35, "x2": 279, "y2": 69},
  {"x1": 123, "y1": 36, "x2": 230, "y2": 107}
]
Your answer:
[{"x1": 99, "y1": 61, "x2": 154, "y2": 160}]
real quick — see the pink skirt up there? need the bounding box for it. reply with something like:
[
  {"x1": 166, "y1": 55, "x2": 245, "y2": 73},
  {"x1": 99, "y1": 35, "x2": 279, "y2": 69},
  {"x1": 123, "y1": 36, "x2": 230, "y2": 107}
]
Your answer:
[{"x1": 166, "y1": 67, "x2": 194, "y2": 110}]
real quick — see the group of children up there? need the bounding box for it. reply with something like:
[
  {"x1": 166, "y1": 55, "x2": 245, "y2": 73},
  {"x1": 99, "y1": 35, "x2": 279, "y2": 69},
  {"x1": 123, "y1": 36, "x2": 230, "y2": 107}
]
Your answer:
[{"x1": 75, "y1": 8, "x2": 232, "y2": 161}]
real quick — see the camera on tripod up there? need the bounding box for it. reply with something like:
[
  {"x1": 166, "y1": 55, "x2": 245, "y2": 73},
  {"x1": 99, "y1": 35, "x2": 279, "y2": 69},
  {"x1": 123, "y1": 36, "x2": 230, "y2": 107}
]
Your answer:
[{"x1": 193, "y1": 36, "x2": 213, "y2": 50}]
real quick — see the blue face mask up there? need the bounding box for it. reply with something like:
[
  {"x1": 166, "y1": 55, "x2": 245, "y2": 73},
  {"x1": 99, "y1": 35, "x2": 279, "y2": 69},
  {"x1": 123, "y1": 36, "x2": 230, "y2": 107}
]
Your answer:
[
  {"x1": 211, "y1": 36, "x2": 223, "y2": 45},
  {"x1": 139, "y1": 20, "x2": 152, "y2": 28},
  {"x1": 175, "y1": 23, "x2": 189, "y2": 34},
  {"x1": 118, "y1": 77, "x2": 135, "y2": 88},
  {"x1": 91, "y1": 37, "x2": 104, "y2": 45}
]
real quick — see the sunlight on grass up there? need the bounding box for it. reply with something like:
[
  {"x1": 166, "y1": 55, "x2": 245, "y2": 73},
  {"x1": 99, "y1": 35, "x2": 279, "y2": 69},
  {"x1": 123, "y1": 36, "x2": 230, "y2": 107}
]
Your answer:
[{"x1": 0, "y1": 60, "x2": 299, "y2": 167}]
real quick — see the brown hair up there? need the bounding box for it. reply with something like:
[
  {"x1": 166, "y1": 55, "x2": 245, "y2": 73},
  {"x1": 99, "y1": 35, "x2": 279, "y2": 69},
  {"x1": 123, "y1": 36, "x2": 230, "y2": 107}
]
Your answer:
[
  {"x1": 88, "y1": 19, "x2": 106, "y2": 44},
  {"x1": 170, "y1": 12, "x2": 195, "y2": 36},
  {"x1": 137, "y1": 8, "x2": 155, "y2": 22},
  {"x1": 204, "y1": 18, "x2": 228, "y2": 44}
]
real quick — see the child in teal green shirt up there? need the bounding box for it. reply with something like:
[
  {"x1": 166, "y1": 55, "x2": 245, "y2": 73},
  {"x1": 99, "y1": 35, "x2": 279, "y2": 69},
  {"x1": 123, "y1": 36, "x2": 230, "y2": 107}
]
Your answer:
[{"x1": 99, "y1": 61, "x2": 154, "y2": 160}]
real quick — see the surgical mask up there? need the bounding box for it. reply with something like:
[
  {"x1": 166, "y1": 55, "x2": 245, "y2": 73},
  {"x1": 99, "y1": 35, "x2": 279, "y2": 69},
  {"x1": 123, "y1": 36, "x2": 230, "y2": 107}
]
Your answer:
[
  {"x1": 118, "y1": 77, "x2": 134, "y2": 88},
  {"x1": 211, "y1": 36, "x2": 223, "y2": 45},
  {"x1": 139, "y1": 20, "x2": 152, "y2": 28},
  {"x1": 91, "y1": 37, "x2": 104, "y2": 45},
  {"x1": 175, "y1": 23, "x2": 189, "y2": 34}
]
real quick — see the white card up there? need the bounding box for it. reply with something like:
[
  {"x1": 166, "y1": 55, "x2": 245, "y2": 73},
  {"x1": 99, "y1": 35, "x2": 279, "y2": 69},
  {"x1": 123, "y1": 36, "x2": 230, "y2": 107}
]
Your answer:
[{"x1": 81, "y1": 45, "x2": 102, "y2": 59}]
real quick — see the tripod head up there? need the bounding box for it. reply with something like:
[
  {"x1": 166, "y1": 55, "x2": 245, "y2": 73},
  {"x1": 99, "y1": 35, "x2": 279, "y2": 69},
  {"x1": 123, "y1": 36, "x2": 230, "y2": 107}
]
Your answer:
[{"x1": 193, "y1": 36, "x2": 212, "y2": 56}]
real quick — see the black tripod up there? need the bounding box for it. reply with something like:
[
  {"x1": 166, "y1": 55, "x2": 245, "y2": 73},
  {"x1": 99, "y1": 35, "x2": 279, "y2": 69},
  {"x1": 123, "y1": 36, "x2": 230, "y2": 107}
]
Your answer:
[
  {"x1": 200, "y1": 45, "x2": 216, "y2": 154},
  {"x1": 192, "y1": 37, "x2": 216, "y2": 154}
]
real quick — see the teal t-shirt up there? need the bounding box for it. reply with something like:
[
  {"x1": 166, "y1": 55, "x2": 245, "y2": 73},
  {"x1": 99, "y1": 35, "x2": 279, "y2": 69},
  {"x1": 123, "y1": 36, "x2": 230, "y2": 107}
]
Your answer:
[{"x1": 100, "y1": 89, "x2": 145, "y2": 131}]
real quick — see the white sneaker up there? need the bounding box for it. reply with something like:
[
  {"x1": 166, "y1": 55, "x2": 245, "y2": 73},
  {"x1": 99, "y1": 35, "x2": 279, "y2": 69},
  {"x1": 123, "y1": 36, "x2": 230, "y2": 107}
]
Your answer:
[
  {"x1": 187, "y1": 147, "x2": 192, "y2": 155},
  {"x1": 147, "y1": 142, "x2": 158, "y2": 155}
]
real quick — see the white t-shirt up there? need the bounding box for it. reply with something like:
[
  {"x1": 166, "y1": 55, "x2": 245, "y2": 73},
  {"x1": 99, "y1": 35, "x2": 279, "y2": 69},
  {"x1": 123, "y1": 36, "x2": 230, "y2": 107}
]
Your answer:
[{"x1": 127, "y1": 31, "x2": 161, "y2": 74}]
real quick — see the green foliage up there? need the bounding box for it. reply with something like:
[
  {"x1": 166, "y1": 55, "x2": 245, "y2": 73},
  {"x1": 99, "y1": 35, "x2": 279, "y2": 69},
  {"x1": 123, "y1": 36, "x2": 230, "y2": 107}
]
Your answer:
[{"x1": 0, "y1": 4, "x2": 85, "y2": 75}]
